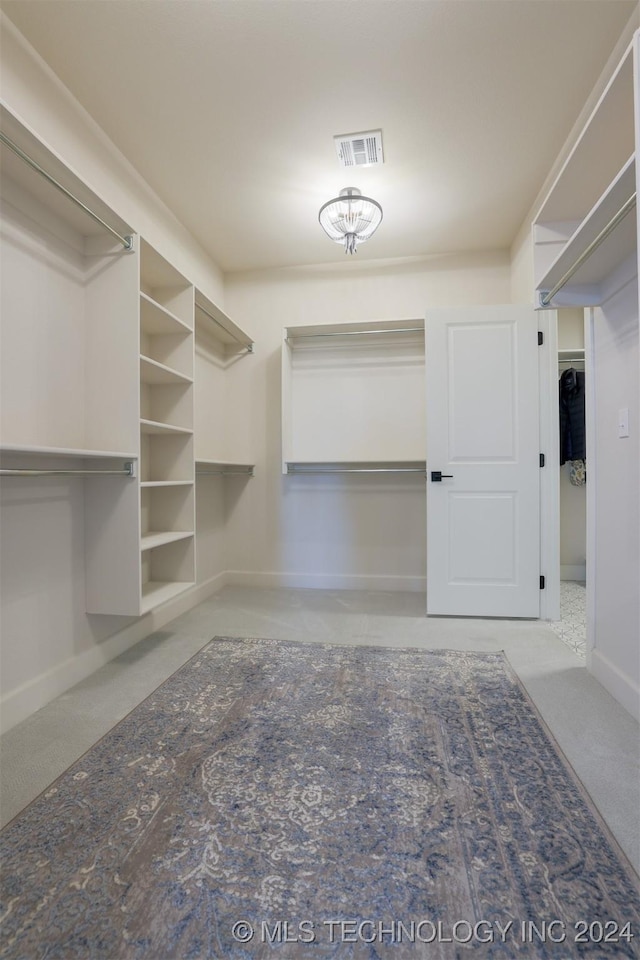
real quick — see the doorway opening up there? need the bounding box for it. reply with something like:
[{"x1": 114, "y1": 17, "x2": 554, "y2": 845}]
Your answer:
[{"x1": 551, "y1": 308, "x2": 587, "y2": 657}]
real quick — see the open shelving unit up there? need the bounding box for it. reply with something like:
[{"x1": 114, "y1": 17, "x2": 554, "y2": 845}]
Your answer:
[
  {"x1": 138, "y1": 240, "x2": 196, "y2": 611},
  {"x1": 1, "y1": 104, "x2": 255, "y2": 620},
  {"x1": 534, "y1": 41, "x2": 637, "y2": 308}
]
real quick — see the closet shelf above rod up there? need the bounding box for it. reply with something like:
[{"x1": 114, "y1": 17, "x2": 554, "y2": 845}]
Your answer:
[
  {"x1": 196, "y1": 468, "x2": 255, "y2": 477},
  {"x1": 0, "y1": 461, "x2": 136, "y2": 477},
  {"x1": 286, "y1": 327, "x2": 424, "y2": 341},
  {"x1": 0, "y1": 131, "x2": 134, "y2": 252},
  {"x1": 539, "y1": 191, "x2": 636, "y2": 307},
  {"x1": 286, "y1": 462, "x2": 426, "y2": 475},
  {"x1": 195, "y1": 302, "x2": 253, "y2": 352}
]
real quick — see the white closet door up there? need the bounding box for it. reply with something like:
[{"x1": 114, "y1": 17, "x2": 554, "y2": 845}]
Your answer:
[{"x1": 426, "y1": 304, "x2": 540, "y2": 617}]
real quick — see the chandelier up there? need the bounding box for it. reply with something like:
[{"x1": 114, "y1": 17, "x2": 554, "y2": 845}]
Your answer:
[{"x1": 318, "y1": 187, "x2": 383, "y2": 254}]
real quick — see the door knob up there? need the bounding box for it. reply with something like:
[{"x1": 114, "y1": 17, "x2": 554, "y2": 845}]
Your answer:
[{"x1": 431, "y1": 471, "x2": 453, "y2": 482}]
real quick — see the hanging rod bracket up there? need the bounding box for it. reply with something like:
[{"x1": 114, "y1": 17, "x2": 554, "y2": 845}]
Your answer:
[{"x1": 124, "y1": 235, "x2": 135, "y2": 253}]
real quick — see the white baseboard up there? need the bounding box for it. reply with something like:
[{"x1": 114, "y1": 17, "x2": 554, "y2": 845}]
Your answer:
[
  {"x1": 589, "y1": 648, "x2": 640, "y2": 721},
  {"x1": 560, "y1": 564, "x2": 586, "y2": 581},
  {"x1": 225, "y1": 569, "x2": 426, "y2": 592},
  {"x1": 0, "y1": 573, "x2": 227, "y2": 734}
]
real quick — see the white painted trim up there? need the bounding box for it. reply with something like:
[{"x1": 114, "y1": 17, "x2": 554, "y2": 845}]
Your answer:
[
  {"x1": 590, "y1": 648, "x2": 640, "y2": 721},
  {"x1": 225, "y1": 569, "x2": 426, "y2": 593},
  {"x1": 585, "y1": 307, "x2": 597, "y2": 661},
  {"x1": 0, "y1": 573, "x2": 227, "y2": 733},
  {"x1": 538, "y1": 310, "x2": 561, "y2": 621},
  {"x1": 560, "y1": 564, "x2": 587, "y2": 581}
]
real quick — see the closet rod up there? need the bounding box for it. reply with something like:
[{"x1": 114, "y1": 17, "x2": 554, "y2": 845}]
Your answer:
[
  {"x1": 539, "y1": 192, "x2": 636, "y2": 307},
  {"x1": 287, "y1": 327, "x2": 424, "y2": 341},
  {"x1": 196, "y1": 303, "x2": 253, "y2": 352},
  {"x1": 558, "y1": 357, "x2": 585, "y2": 363},
  {"x1": 0, "y1": 132, "x2": 134, "y2": 251},
  {"x1": 0, "y1": 462, "x2": 135, "y2": 477},
  {"x1": 287, "y1": 466, "x2": 426, "y2": 474}
]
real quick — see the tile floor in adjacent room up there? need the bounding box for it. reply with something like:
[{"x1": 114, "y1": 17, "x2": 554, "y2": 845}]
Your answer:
[
  {"x1": 548, "y1": 580, "x2": 587, "y2": 659},
  {"x1": 0, "y1": 586, "x2": 638, "y2": 873}
]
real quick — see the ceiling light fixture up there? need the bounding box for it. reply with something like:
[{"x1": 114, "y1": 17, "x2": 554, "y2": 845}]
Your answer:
[{"x1": 318, "y1": 187, "x2": 383, "y2": 255}]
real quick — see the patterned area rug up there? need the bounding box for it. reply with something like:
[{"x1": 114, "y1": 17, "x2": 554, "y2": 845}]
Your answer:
[{"x1": 1, "y1": 639, "x2": 638, "y2": 959}]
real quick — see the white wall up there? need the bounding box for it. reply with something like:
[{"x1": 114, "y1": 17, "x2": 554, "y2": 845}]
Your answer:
[
  {"x1": 588, "y1": 271, "x2": 640, "y2": 717},
  {"x1": 0, "y1": 17, "x2": 225, "y2": 304},
  {"x1": 224, "y1": 253, "x2": 511, "y2": 591}
]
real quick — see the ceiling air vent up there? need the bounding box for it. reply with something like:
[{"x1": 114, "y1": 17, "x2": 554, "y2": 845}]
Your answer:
[{"x1": 334, "y1": 130, "x2": 384, "y2": 168}]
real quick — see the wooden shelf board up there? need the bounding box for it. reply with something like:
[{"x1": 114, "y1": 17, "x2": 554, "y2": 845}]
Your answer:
[
  {"x1": 285, "y1": 318, "x2": 424, "y2": 341},
  {"x1": 140, "y1": 419, "x2": 193, "y2": 436},
  {"x1": 140, "y1": 292, "x2": 192, "y2": 336},
  {"x1": 196, "y1": 458, "x2": 255, "y2": 468},
  {"x1": 1, "y1": 104, "x2": 133, "y2": 243},
  {"x1": 140, "y1": 239, "x2": 191, "y2": 292},
  {"x1": 140, "y1": 355, "x2": 193, "y2": 385},
  {"x1": 140, "y1": 579, "x2": 194, "y2": 613},
  {"x1": 534, "y1": 46, "x2": 634, "y2": 224},
  {"x1": 537, "y1": 156, "x2": 637, "y2": 304},
  {"x1": 195, "y1": 291, "x2": 253, "y2": 348},
  {"x1": 140, "y1": 531, "x2": 194, "y2": 552},
  {"x1": 140, "y1": 480, "x2": 193, "y2": 487},
  {"x1": 0, "y1": 444, "x2": 136, "y2": 460},
  {"x1": 285, "y1": 460, "x2": 426, "y2": 473}
]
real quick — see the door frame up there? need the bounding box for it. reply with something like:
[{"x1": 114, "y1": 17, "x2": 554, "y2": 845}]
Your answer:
[
  {"x1": 538, "y1": 309, "x2": 561, "y2": 622},
  {"x1": 538, "y1": 307, "x2": 593, "y2": 625}
]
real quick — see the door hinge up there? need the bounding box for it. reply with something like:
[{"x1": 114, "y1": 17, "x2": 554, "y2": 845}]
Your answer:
[
  {"x1": 540, "y1": 453, "x2": 545, "y2": 468},
  {"x1": 538, "y1": 331, "x2": 544, "y2": 346},
  {"x1": 540, "y1": 575, "x2": 545, "y2": 590}
]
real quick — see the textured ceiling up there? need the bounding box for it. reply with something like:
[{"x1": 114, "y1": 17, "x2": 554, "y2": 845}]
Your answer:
[{"x1": 1, "y1": 0, "x2": 636, "y2": 273}]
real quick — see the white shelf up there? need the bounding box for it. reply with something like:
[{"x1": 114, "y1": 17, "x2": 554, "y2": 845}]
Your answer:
[
  {"x1": 140, "y1": 419, "x2": 193, "y2": 436},
  {"x1": 533, "y1": 41, "x2": 637, "y2": 309},
  {"x1": 534, "y1": 45, "x2": 634, "y2": 226},
  {"x1": 537, "y1": 155, "x2": 637, "y2": 307},
  {"x1": 285, "y1": 460, "x2": 426, "y2": 474},
  {"x1": 140, "y1": 355, "x2": 193, "y2": 385},
  {"x1": 195, "y1": 459, "x2": 254, "y2": 476},
  {"x1": 140, "y1": 531, "x2": 194, "y2": 552},
  {"x1": 1, "y1": 103, "x2": 134, "y2": 244},
  {"x1": 140, "y1": 579, "x2": 194, "y2": 613},
  {"x1": 0, "y1": 444, "x2": 136, "y2": 459},
  {"x1": 196, "y1": 457, "x2": 255, "y2": 468},
  {"x1": 195, "y1": 290, "x2": 253, "y2": 350},
  {"x1": 140, "y1": 480, "x2": 193, "y2": 488},
  {"x1": 285, "y1": 318, "x2": 425, "y2": 341},
  {"x1": 140, "y1": 292, "x2": 192, "y2": 336}
]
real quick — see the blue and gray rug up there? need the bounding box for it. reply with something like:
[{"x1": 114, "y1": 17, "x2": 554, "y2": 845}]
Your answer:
[{"x1": 1, "y1": 638, "x2": 638, "y2": 958}]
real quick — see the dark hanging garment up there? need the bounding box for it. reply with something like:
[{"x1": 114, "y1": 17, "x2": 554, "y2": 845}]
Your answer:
[{"x1": 559, "y1": 367, "x2": 586, "y2": 465}]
